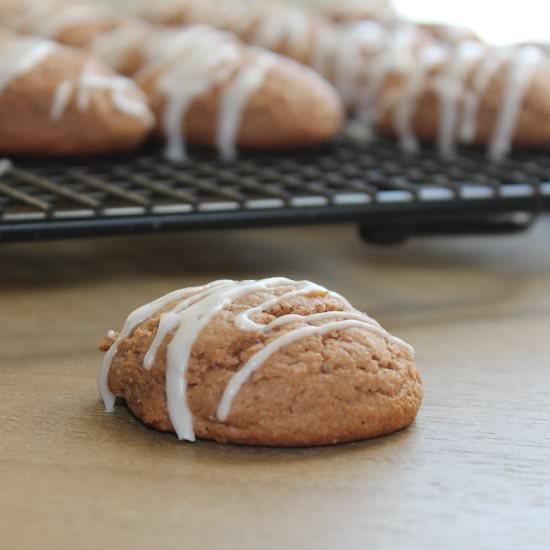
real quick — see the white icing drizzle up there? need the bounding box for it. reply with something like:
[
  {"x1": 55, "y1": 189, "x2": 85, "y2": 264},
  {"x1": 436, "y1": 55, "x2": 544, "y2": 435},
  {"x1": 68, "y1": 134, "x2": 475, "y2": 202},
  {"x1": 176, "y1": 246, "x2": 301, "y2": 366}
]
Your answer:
[
  {"x1": 333, "y1": 22, "x2": 382, "y2": 107},
  {"x1": 50, "y1": 79, "x2": 73, "y2": 121},
  {"x1": 0, "y1": 37, "x2": 54, "y2": 92},
  {"x1": 489, "y1": 46, "x2": 542, "y2": 161},
  {"x1": 459, "y1": 51, "x2": 506, "y2": 144},
  {"x1": 0, "y1": 158, "x2": 12, "y2": 177},
  {"x1": 392, "y1": 47, "x2": 446, "y2": 153},
  {"x1": 216, "y1": 52, "x2": 273, "y2": 160},
  {"x1": 74, "y1": 62, "x2": 152, "y2": 123},
  {"x1": 99, "y1": 278, "x2": 414, "y2": 441},
  {"x1": 352, "y1": 24, "x2": 437, "y2": 145},
  {"x1": 435, "y1": 41, "x2": 484, "y2": 157}
]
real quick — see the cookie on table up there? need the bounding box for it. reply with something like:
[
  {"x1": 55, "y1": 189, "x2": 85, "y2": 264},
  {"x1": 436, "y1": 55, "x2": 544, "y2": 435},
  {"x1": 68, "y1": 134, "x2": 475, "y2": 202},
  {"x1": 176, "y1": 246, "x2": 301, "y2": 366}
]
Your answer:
[
  {"x1": 99, "y1": 278, "x2": 422, "y2": 447},
  {"x1": 0, "y1": 31, "x2": 153, "y2": 156}
]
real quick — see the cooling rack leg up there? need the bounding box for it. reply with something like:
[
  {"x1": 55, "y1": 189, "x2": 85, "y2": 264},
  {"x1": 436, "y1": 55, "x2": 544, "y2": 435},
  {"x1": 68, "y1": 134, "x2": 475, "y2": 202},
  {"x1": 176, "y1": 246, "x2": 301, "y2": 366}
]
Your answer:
[
  {"x1": 358, "y1": 224, "x2": 413, "y2": 245},
  {"x1": 358, "y1": 213, "x2": 537, "y2": 245}
]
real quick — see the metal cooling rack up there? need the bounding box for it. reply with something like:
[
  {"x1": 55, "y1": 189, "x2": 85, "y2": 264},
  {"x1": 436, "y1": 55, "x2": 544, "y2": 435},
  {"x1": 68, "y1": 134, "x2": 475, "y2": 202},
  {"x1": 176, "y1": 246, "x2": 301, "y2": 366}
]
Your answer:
[{"x1": 1, "y1": 134, "x2": 549, "y2": 243}]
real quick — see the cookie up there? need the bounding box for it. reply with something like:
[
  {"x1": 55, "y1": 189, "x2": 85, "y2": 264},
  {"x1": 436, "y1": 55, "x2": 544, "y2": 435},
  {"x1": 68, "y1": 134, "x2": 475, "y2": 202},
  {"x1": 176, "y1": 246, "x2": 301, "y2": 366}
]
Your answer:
[
  {"x1": 99, "y1": 278, "x2": 422, "y2": 447},
  {"x1": 0, "y1": 31, "x2": 153, "y2": 156}
]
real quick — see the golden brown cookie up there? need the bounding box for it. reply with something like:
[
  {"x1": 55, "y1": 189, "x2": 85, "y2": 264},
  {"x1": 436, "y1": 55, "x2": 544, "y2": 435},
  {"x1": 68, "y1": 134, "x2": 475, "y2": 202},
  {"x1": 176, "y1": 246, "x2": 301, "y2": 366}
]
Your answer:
[
  {"x1": 99, "y1": 278, "x2": 422, "y2": 447},
  {"x1": 0, "y1": 31, "x2": 153, "y2": 156}
]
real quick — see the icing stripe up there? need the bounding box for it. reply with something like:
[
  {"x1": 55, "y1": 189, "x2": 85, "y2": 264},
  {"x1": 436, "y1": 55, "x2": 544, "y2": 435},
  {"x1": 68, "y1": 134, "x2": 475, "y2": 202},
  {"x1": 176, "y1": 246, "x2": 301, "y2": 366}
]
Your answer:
[
  {"x1": 489, "y1": 46, "x2": 542, "y2": 161},
  {"x1": 72, "y1": 62, "x2": 152, "y2": 124},
  {"x1": 0, "y1": 38, "x2": 54, "y2": 92},
  {"x1": 436, "y1": 41, "x2": 484, "y2": 157},
  {"x1": 460, "y1": 51, "x2": 506, "y2": 144},
  {"x1": 50, "y1": 79, "x2": 73, "y2": 121},
  {"x1": 216, "y1": 52, "x2": 273, "y2": 160}
]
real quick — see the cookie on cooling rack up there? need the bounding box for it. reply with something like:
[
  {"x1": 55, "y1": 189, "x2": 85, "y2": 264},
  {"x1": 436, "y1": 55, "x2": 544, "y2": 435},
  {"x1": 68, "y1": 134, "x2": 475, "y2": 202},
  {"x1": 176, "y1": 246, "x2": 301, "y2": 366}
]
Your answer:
[
  {"x1": 99, "y1": 278, "x2": 422, "y2": 447},
  {"x1": 0, "y1": 31, "x2": 153, "y2": 156},
  {"x1": 134, "y1": 28, "x2": 345, "y2": 160},
  {"x1": 376, "y1": 41, "x2": 550, "y2": 159}
]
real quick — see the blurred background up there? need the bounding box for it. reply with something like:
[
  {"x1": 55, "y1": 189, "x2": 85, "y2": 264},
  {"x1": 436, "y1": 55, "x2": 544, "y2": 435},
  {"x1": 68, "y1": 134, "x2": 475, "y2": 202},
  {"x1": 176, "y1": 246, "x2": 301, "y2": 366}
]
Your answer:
[{"x1": 106, "y1": 0, "x2": 550, "y2": 45}]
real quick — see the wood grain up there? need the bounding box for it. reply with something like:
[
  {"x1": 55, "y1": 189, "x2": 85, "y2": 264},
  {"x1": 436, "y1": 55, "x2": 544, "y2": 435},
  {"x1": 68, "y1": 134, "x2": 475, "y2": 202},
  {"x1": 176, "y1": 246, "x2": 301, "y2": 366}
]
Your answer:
[{"x1": 1, "y1": 220, "x2": 550, "y2": 550}]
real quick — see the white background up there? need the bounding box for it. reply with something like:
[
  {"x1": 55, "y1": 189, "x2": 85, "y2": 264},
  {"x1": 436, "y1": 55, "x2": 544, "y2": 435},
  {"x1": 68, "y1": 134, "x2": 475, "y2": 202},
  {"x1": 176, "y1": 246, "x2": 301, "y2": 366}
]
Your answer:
[{"x1": 394, "y1": 0, "x2": 550, "y2": 45}]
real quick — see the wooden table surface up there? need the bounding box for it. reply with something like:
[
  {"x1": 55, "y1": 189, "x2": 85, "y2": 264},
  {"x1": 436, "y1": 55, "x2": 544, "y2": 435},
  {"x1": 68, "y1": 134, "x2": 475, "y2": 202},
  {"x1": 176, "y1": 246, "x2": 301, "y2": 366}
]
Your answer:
[{"x1": 1, "y1": 220, "x2": 550, "y2": 549}]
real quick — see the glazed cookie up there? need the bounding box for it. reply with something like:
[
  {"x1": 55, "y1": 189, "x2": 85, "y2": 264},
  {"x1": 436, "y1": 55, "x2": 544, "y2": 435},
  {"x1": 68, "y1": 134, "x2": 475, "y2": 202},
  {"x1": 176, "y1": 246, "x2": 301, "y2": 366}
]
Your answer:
[
  {"x1": 0, "y1": 31, "x2": 153, "y2": 155},
  {"x1": 0, "y1": 2, "x2": 344, "y2": 160},
  {"x1": 99, "y1": 278, "x2": 422, "y2": 447}
]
